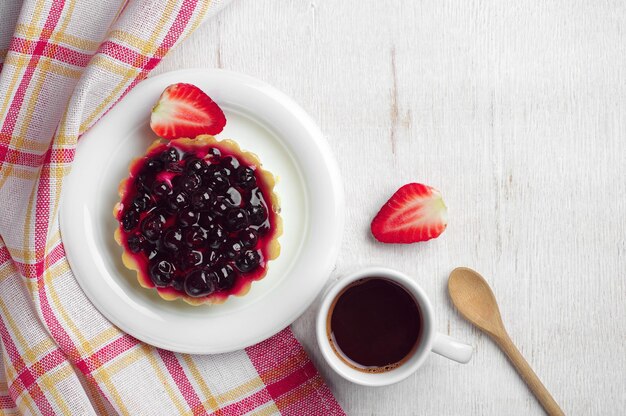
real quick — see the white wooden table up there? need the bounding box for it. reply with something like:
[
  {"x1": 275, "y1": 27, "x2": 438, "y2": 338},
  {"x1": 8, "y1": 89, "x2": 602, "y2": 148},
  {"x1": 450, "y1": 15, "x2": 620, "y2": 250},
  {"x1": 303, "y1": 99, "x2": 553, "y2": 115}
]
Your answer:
[{"x1": 154, "y1": 1, "x2": 626, "y2": 414}]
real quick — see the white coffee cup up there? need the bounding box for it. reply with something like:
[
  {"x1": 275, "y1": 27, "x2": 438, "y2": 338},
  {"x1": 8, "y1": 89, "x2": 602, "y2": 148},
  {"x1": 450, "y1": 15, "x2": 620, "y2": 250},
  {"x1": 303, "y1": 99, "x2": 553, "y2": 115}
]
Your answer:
[{"x1": 316, "y1": 266, "x2": 473, "y2": 386}]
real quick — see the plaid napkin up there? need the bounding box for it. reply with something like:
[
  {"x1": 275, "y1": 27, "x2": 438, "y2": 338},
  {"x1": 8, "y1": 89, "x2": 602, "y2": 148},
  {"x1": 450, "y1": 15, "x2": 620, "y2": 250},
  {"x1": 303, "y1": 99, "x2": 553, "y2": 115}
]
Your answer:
[{"x1": 0, "y1": 1, "x2": 344, "y2": 414}]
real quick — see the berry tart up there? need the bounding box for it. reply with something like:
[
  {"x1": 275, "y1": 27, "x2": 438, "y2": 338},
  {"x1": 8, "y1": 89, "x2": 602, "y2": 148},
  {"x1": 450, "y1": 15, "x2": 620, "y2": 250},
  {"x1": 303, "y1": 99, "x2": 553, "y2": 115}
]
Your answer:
[{"x1": 114, "y1": 135, "x2": 282, "y2": 305}]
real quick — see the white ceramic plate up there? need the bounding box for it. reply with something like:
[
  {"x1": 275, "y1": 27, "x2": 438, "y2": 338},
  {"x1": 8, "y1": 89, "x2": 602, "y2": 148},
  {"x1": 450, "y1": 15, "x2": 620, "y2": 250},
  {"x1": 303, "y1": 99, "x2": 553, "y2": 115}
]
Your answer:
[{"x1": 60, "y1": 69, "x2": 343, "y2": 354}]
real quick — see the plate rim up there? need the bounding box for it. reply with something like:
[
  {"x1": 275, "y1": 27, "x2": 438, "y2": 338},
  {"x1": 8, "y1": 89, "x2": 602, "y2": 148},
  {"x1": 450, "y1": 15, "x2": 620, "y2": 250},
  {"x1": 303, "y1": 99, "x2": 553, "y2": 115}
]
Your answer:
[{"x1": 60, "y1": 68, "x2": 344, "y2": 354}]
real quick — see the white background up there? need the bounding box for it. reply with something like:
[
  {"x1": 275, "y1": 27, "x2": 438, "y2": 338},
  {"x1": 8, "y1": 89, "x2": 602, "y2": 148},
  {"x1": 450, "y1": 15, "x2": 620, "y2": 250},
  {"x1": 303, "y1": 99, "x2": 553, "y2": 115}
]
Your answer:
[{"x1": 154, "y1": 1, "x2": 626, "y2": 414}]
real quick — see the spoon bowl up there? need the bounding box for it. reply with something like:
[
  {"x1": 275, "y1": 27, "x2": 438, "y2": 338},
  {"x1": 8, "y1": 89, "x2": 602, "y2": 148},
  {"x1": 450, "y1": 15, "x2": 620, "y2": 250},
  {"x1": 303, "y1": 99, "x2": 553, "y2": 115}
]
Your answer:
[{"x1": 448, "y1": 267, "x2": 505, "y2": 338}]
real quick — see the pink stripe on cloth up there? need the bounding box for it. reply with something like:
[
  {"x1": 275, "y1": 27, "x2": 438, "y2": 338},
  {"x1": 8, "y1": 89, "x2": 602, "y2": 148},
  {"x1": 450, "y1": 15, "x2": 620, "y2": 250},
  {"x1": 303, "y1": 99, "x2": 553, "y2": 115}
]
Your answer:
[
  {"x1": 13, "y1": 242, "x2": 66, "y2": 279},
  {"x1": 0, "y1": 146, "x2": 75, "y2": 168},
  {"x1": 28, "y1": 348, "x2": 66, "y2": 378},
  {"x1": 0, "y1": 246, "x2": 10, "y2": 263},
  {"x1": 0, "y1": 0, "x2": 65, "y2": 145},
  {"x1": 111, "y1": 0, "x2": 200, "y2": 118},
  {"x1": 9, "y1": 37, "x2": 92, "y2": 68},
  {"x1": 75, "y1": 334, "x2": 139, "y2": 374},
  {"x1": 0, "y1": 394, "x2": 17, "y2": 409},
  {"x1": 265, "y1": 360, "x2": 318, "y2": 399},
  {"x1": 247, "y1": 329, "x2": 345, "y2": 415},
  {"x1": 157, "y1": 0, "x2": 198, "y2": 57},
  {"x1": 98, "y1": 40, "x2": 150, "y2": 67},
  {"x1": 158, "y1": 349, "x2": 208, "y2": 416},
  {"x1": 213, "y1": 388, "x2": 274, "y2": 416},
  {"x1": 0, "y1": 316, "x2": 56, "y2": 415}
]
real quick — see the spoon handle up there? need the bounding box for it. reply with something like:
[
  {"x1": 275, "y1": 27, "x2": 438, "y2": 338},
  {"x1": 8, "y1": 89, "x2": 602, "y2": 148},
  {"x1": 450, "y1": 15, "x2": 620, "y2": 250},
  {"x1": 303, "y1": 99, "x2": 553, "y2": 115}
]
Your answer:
[{"x1": 495, "y1": 332, "x2": 564, "y2": 416}]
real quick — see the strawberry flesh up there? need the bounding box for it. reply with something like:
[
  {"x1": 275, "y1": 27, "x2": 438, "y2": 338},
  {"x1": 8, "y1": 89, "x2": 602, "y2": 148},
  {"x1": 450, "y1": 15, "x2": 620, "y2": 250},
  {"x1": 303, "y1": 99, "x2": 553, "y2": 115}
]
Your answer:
[
  {"x1": 371, "y1": 183, "x2": 448, "y2": 244},
  {"x1": 150, "y1": 83, "x2": 226, "y2": 140}
]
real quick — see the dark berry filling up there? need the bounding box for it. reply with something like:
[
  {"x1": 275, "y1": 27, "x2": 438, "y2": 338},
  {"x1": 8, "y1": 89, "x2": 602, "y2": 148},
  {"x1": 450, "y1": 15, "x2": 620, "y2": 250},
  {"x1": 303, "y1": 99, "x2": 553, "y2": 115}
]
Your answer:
[{"x1": 117, "y1": 140, "x2": 276, "y2": 302}]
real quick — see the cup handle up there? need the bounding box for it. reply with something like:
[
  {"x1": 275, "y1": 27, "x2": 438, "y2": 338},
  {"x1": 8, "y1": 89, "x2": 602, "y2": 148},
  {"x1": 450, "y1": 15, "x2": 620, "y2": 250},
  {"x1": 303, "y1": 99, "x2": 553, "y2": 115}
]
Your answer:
[{"x1": 431, "y1": 332, "x2": 473, "y2": 364}]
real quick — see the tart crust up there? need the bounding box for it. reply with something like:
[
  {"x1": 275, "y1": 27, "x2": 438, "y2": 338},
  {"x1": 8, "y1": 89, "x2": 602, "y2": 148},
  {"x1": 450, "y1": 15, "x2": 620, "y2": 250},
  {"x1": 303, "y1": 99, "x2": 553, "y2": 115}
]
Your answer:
[{"x1": 114, "y1": 135, "x2": 282, "y2": 305}]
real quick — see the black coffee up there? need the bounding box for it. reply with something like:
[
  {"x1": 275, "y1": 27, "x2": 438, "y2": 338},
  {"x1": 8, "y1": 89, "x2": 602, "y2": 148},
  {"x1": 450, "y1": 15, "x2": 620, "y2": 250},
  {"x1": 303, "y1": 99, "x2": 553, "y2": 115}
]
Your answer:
[{"x1": 327, "y1": 277, "x2": 422, "y2": 373}]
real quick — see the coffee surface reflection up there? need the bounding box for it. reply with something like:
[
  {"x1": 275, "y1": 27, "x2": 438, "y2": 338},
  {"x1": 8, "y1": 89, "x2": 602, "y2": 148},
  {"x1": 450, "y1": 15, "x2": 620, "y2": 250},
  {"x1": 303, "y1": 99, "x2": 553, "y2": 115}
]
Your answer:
[{"x1": 327, "y1": 278, "x2": 422, "y2": 373}]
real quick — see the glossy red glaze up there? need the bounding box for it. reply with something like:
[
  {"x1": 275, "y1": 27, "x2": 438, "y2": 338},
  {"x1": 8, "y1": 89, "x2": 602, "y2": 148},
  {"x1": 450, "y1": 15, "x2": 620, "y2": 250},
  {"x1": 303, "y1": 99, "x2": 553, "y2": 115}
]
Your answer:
[{"x1": 115, "y1": 137, "x2": 280, "y2": 304}]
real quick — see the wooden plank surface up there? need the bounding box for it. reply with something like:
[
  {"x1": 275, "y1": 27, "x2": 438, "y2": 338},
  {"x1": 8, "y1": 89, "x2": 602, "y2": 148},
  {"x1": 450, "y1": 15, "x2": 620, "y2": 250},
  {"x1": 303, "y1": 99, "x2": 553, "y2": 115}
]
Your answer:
[{"x1": 154, "y1": 1, "x2": 626, "y2": 414}]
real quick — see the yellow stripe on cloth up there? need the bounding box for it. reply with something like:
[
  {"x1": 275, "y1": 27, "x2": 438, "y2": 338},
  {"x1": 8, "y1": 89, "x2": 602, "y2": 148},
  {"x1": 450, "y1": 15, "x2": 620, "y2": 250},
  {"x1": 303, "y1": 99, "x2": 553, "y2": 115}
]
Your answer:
[
  {"x1": 4, "y1": 229, "x2": 62, "y2": 260},
  {"x1": 1, "y1": 351, "x2": 37, "y2": 415},
  {"x1": 0, "y1": 0, "x2": 78, "y2": 192},
  {"x1": 14, "y1": 23, "x2": 101, "y2": 51},
  {"x1": 0, "y1": 298, "x2": 56, "y2": 364},
  {"x1": 90, "y1": 343, "x2": 194, "y2": 415},
  {"x1": 248, "y1": 402, "x2": 281, "y2": 416},
  {"x1": 40, "y1": 365, "x2": 74, "y2": 415},
  {"x1": 215, "y1": 376, "x2": 264, "y2": 406},
  {"x1": 182, "y1": 355, "x2": 220, "y2": 412},
  {"x1": 79, "y1": 0, "x2": 181, "y2": 133},
  {"x1": 0, "y1": 55, "x2": 29, "y2": 138}
]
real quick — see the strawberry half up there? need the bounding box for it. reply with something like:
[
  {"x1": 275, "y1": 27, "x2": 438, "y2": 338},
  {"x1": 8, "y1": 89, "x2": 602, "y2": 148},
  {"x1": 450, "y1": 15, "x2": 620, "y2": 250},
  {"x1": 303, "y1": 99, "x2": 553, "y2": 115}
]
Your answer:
[
  {"x1": 371, "y1": 183, "x2": 448, "y2": 244},
  {"x1": 150, "y1": 83, "x2": 226, "y2": 140}
]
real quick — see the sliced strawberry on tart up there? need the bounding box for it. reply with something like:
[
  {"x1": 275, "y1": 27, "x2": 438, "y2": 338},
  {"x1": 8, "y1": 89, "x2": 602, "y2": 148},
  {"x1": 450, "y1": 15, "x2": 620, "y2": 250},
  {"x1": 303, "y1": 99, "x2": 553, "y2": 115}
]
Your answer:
[{"x1": 150, "y1": 83, "x2": 226, "y2": 140}]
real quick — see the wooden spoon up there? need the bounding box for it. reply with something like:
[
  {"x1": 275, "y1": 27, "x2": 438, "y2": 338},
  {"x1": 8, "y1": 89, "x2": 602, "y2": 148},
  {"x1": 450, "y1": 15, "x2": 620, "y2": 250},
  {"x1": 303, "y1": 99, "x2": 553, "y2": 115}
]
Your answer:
[{"x1": 448, "y1": 267, "x2": 564, "y2": 416}]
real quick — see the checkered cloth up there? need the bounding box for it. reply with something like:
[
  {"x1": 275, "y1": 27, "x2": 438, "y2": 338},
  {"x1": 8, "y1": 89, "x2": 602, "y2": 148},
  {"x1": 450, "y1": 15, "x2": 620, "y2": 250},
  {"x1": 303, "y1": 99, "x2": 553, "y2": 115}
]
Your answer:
[{"x1": 0, "y1": 1, "x2": 344, "y2": 415}]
